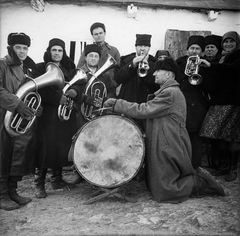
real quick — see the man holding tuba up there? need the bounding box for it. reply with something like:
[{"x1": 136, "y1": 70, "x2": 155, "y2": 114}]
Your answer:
[
  {"x1": 0, "y1": 32, "x2": 41, "y2": 211},
  {"x1": 71, "y1": 44, "x2": 117, "y2": 184},
  {"x1": 34, "y1": 38, "x2": 78, "y2": 199}
]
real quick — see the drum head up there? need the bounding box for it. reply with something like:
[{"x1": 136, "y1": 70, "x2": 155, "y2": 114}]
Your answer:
[{"x1": 73, "y1": 115, "x2": 145, "y2": 188}]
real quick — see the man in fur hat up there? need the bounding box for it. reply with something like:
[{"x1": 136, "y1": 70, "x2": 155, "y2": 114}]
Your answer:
[
  {"x1": 104, "y1": 57, "x2": 225, "y2": 203},
  {"x1": 204, "y1": 34, "x2": 222, "y2": 62},
  {"x1": 0, "y1": 32, "x2": 41, "y2": 211},
  {"x1": 34, "y1": 38, "x2": 78, "y2": 198},
  {"x1": 176, "y1": 35, "x2": 210, "y2": 170},
  {"x1": 114, "y1": 34, "x2": 159, "y2": 132}
]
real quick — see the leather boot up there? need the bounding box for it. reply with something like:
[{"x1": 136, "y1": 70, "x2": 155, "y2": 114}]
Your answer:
[
  {"x1": 192, "y1": 167, "x2": 225, "y2": 197},
  {"x1": 71, "y1": 167, "x2": 84, "y2": 184},
  {"x1": 34, "y1": 168, "x2": 47, "y2": 198},
  {"x1": 51, "y1": 167, "x2": 76, "y2": 190},
  {"x1": 8, "y1": 179, "x2": 32, "y2": 205},
  {"x1": 0, "y1": 181, "x2": 19, "y2": 211},
  {"x1": 225, "y1": 151, "x2": 239, "y2": 182}
]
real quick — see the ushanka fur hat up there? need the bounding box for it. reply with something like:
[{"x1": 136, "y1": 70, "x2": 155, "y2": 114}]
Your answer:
[
  {"x1": 48, "y1": 38, "x2": 65, "y2": 49},
  {"x1": 187, "y1": 35, "x2": 205, "y2": 51},
  {"x1": 8, "y1": 32, "x2": 31, "y2": 47},
  {"x1": 154, "y1": 57, "x2": 180, "y2": 75}
]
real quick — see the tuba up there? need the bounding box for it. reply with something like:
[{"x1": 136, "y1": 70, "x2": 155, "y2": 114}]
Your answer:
[
  {"x1": 137, "y1": 50, "x2": 149, "y2": 77},
  {"x1": 81, "y1": 54, "x2": 118, "y2": 121},
  {"x1": 58, "y1": 69, "x2": 87, "y2": 121},
  {"x1": 184, "y1": 55, "x2": 202, "y2": 85},
  {"x1": 4, "y1": 62, "x2": 65, "y2": 137}
]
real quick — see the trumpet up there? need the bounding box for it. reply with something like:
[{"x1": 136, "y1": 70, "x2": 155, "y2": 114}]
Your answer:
[
  {"x1": 4, "y1": 62, "x2": 65, "y2": 137},
  {"x1": 81, "y1": 54, "x2": 118, "y2": 121},
  {"x1": 58, "y1": 69, "x2": 87, "y2": 122},
  {"x1": 137, "y1": 51, "x2": 149, "y2": 77},
  {"x1": 184, "y1": 55, "x2": 202, "y2": 85}
]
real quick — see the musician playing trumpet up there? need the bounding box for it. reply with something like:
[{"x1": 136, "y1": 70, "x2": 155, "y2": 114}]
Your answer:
[
  {"x1": 176, "y1": 35, "x2": 210, "y2": 170},
  {"x1": 114, "y1": 34, "x2": 158, "y2": 132},
  {"x1": 0, "y1": 33, "x2": 42, "y2": 211}
]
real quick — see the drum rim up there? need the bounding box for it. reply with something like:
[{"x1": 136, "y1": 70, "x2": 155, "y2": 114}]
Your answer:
[{"x1": 73, "y1": 114, "x2": 145, "y2": 188}]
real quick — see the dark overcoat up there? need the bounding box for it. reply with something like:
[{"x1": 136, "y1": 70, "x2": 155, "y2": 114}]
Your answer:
[
  {"x1": 114, "y1": 53, "x2": 159, "y2": 130},
  {"x1": 0, "y1": 54, "x2": 37, "y2": 178},
  {"x1": 35, "y1": 62, "x2": 80, "y2": 168},
  {"x1": 113, "y1": 79, "x2": 194, "y2": 203},
  {"x1": 176, "y1": 56, "x2": 210, "y2": 132}
]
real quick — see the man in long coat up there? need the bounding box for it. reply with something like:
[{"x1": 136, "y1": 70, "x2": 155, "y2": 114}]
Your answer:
[
  {"x1": 0, "y1": 33, "x2": 40, "y2": 211},
  {"x1": 104, "y1": 58, "x2": 225, "y2": 203}
]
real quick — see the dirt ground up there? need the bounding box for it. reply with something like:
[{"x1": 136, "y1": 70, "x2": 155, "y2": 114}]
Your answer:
[{"x1": 1, "y1": 165, "x2": 240, "y2": 236}]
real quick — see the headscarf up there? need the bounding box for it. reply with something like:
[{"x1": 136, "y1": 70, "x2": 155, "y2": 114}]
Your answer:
[{"x1": 219, "y1": 31, "x2": 240, "y2": 63}]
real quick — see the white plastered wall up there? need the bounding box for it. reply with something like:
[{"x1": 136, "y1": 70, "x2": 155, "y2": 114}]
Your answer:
[{"x1": 0, "y1": 2, "x2": 240, "y2": 64}]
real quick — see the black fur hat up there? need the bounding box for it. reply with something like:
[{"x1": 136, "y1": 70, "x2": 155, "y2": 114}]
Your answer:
[
  {"x1": 187, "y1": 35, "x2": 205, "y2": 51},
  {"x1": 84, "y1": 44, "x2": 101, "y2": 57},
  {"x1": 48, "y1": 38, "x2": 65, "y2": 50},
  {"x1": 154, "y1": 57, "x2": 180, "y2": 75},
  {"x1": 8, "y1": 32, "x2": 31, "y2": 47},
  {"x1": 205, "y1": 35, "x2": 222, "y2": 51},
  {"x1": 135, "y1": 34, "x2": 152, "y2": 47}
]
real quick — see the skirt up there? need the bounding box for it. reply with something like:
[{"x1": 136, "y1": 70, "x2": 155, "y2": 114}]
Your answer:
[{"x1": 199, "y1": 105, "x2": 240, "y2": 143}]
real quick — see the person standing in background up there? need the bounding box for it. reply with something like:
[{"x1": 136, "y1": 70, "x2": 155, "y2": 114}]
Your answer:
[{"x1": 199, "y1": 31, "x2": 240, "y2": 182}]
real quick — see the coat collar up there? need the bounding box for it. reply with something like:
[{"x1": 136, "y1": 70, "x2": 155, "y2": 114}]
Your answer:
[{"x1": 155, "y1": 79, "x2": 179, "y2": 95}]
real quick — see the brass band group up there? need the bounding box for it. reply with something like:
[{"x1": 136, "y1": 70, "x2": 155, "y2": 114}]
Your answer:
[{"x1": 0, "y1": 21, "x2": 239, "y2": 211}]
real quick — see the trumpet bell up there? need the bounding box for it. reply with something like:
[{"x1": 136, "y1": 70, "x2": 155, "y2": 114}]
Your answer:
[{"x1": 188, "y1": 74, "x2": 202, "y2": 85}]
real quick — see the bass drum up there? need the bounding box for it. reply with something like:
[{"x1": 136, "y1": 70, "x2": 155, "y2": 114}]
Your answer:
[{"x1": 73, "y1": 114, "x2": 145, "y2": 188}]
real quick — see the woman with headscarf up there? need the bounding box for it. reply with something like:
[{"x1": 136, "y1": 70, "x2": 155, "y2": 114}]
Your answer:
[
  {"x1": 199, "y1": 31, "x2": 240, "y2": 182},
  {"x1": 34, "y1": 38, "x2": 80, "y2": 198}
]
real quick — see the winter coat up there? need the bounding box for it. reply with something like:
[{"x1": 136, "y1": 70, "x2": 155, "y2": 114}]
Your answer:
[
  {"x1": 114, "y1": 53, "x2": 159, "y2": 131},
  {"x1": 0, "y1": 53, "x2": 38, "y2": 178},
  {"x1": 199, "y1": 49, "x2": 240, "y2": 106},
  {"x1": 176, "y1": 56, "x2": 210, "y2": 132},
  {"x1": 113, "y1": 79, "x2": 194, "y2": 203},
  {"x1": 74, "y1": 63, "x2": 117, "y2": 130},
  {"x1": 35, "y1": 61, "x2": 80, "y2": 168}
]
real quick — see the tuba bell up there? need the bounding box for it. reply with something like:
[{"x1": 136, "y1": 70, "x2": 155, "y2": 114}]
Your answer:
[
  {"x1": 4, "y1": 62, "x2": 65, "y2": 137},
  {"x1": 58, "y1": 68, "x2": 87, "y2": 121},
  {"x1": 184, "y1": 55, "x2": 202, "y2": 85},
  {"x1": 81, "y1": 53, "x2": 118, "y2": 121}
]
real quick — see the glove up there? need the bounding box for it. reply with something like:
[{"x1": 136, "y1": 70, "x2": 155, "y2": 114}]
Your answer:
[
  {"x1": 36, "y1": 105, "x2": 43, "y2": 117},
  {"x1": 81, "y1": 94, "x2": 97, "y2": 107},
  {"x1": 60, "y1": 94, "x2": 68, "y2": 105},
  {"x1": 65, "y1": 89, "x2": 77, "y2": 98},
  {"x1": 16, "y1": 101, "x2": 34, "y2": 120},
  {"x1": 103, "y1": 98, "x2": 117, "y2": 111}
]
